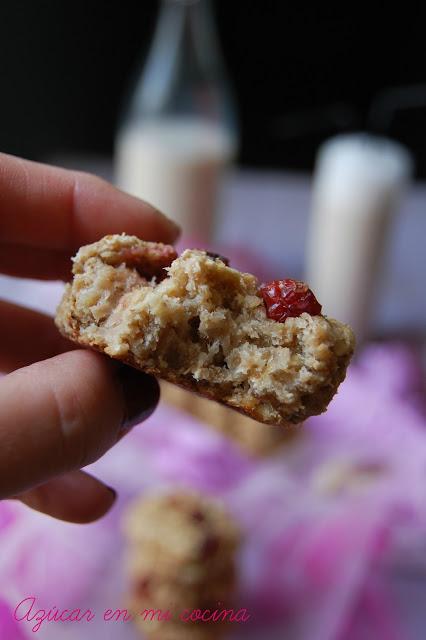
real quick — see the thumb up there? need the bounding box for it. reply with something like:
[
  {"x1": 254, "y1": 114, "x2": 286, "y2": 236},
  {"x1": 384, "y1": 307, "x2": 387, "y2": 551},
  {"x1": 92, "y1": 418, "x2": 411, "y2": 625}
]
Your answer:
[{"x1": 0, "y1": 349, "x2": 159, "y2": 498}]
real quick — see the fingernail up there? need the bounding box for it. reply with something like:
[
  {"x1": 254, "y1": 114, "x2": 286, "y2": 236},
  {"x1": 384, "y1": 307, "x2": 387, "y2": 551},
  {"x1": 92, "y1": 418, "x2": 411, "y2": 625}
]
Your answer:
[{"x1": 115, "y1": 364, "x2": 160, "y2": 430}]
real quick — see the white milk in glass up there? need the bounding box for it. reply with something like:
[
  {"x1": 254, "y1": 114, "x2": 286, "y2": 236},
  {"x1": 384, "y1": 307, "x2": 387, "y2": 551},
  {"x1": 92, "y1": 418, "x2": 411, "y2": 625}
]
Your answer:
[
  {"x1": 115, "y1": 118, "x2": 236, "y2": 241},
  {"x1": 306, "y1": 134, "x2": 412, "y2": 343}
]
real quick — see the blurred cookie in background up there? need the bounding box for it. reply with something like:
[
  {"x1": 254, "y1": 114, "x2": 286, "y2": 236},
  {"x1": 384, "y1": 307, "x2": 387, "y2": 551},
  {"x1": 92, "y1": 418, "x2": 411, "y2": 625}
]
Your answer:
[{"x1": 122, "y1": 491, "x2": 241, "y2": 640}]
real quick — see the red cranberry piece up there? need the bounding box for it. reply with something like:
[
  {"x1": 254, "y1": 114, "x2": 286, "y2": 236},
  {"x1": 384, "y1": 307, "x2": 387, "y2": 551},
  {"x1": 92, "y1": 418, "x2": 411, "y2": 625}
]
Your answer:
[
  {"x1": 201, "y1": 535, "x2": 219, "y2": 559},
  {"x1": 260, "y1": 279, "x2": 322, "y2": 322},
  {"x1": 191, "y1": 509, "x2": 206, "y2": 523},
  {"x1": 136, "y1": 577, "x2": 151, "y2": 597}
]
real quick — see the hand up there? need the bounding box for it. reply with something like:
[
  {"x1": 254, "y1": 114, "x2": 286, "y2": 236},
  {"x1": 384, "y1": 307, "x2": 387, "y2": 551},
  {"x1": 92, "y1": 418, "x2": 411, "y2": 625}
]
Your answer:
[{"x1": 0, "y1": 153, "x2": 180, "y2": 523}]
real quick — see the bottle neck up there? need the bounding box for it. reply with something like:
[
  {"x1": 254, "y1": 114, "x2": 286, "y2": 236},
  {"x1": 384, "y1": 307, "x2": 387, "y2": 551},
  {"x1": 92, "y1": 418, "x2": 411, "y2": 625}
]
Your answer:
[
  {"x1": 131, "y1": 0, "x2": 221, "y2": 118},
  {"x1": 156, "y1": 0, "x2": 219, "y2": 74},
  {"x1": 120, "y1": 0, "x2": 238, "y2": 142}
]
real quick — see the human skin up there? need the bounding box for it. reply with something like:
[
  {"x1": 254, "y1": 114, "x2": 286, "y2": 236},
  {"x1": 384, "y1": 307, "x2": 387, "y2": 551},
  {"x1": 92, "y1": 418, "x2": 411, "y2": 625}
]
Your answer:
[{"x1": 0, "y1": 152, "x2": 180, "y2": 523}]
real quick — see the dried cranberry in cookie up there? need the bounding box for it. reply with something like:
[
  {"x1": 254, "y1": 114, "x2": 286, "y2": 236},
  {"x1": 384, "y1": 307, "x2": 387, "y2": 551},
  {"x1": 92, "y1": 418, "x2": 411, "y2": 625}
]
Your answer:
[{"x1": 260, "y1": 278, "x2": 322, "y2": 322}]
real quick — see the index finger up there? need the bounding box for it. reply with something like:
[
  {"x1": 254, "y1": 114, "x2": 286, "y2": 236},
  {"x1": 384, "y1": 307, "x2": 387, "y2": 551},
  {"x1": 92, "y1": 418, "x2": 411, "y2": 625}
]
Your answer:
[{"x1": 0, "y1": 152, "x2": 180, "y2": 252}]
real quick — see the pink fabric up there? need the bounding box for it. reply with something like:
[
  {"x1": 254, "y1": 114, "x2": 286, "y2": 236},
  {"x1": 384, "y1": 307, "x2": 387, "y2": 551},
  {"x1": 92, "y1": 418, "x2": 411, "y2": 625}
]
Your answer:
[{"x1": 0, "y1": 597, "x2": 27, "y2": 639}]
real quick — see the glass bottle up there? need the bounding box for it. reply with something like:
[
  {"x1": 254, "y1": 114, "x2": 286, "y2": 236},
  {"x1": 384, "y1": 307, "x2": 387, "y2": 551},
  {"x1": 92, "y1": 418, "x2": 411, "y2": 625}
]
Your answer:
[{"x1": 115, "y1": 0, "x2": 238, "y2": 242}]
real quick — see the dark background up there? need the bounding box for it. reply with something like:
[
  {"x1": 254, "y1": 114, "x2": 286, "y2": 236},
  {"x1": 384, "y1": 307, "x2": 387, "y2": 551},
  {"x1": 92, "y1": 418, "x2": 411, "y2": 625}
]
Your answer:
[{"x1": 1, "y1": 2, "x2": 426, "y2": 175}]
